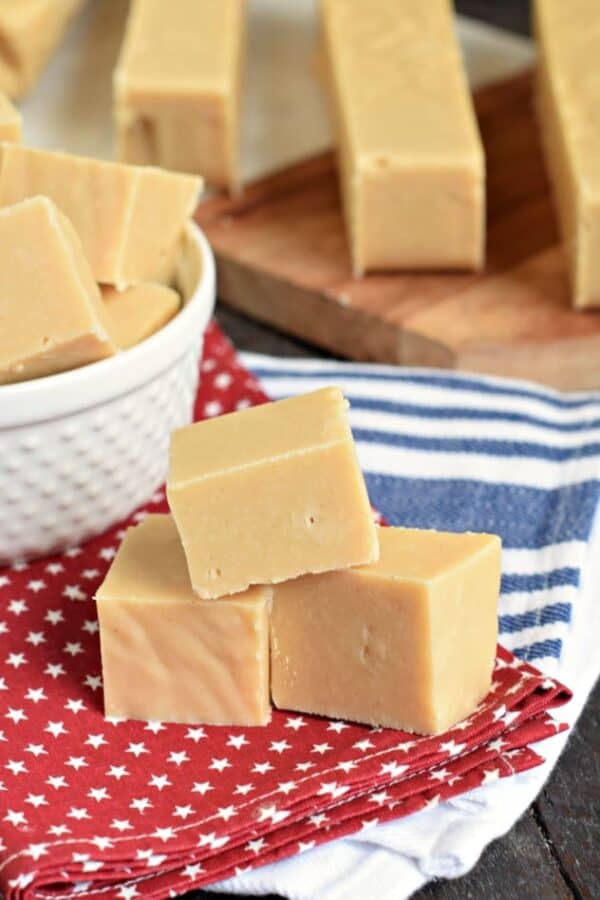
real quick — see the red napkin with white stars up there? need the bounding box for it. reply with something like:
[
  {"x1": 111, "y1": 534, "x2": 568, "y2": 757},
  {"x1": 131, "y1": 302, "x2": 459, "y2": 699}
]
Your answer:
[{"x1": 0, "y1": 323, "x2": 572, "y2": 899}]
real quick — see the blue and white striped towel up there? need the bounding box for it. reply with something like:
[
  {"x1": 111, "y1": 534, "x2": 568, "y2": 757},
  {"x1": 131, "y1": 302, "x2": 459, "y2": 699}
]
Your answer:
[{"x1": 214, "y1": 354, "x2": 600, "y2": 900}]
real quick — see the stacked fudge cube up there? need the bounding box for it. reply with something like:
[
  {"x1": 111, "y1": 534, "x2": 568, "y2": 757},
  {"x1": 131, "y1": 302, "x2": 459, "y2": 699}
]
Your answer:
[{"x1": 97, "y1": 388, "x2": 501, "y2": 735}]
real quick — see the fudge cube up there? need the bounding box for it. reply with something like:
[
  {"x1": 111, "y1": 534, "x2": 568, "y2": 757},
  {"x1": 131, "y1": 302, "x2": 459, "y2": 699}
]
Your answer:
[
  {"x1": 0, "y1": 0, "x2": 84, "y2": 99},
  {"x1": 101, "y1": 283, "x2": 181, "y2": 349},
  {"x1": 321, "y1": 0, "x2": 484, "y2": 275},
  {"x1": 0, "y1": 196, "x2": 116, "y2": 384},
  {"x1": 0, "y1": 144, "x2": 202, "y2": 287},
  {"x1": 167, "y1": 387, "x2": 378, "y2": 599},
  {"x1": 96, "y1": 515, "x2": 271, "y2": 725},
  {"x1": 271, "y1": 526, "x2": 501, "y2": 734},
  {"x1": 115, "y1": 0, "x2": 245, "y2": 192}
]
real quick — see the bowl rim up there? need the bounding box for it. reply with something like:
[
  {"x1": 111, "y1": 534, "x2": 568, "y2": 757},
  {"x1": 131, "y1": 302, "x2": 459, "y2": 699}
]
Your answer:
[{"x1": 0, "y1": 223, "x2": 216, "y2": 428}]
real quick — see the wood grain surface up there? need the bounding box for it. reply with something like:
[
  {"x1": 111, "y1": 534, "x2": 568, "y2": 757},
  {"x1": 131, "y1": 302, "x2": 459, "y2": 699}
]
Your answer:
[{"x1": 196, "y1": 72, "x2": 600, "y2": 391}]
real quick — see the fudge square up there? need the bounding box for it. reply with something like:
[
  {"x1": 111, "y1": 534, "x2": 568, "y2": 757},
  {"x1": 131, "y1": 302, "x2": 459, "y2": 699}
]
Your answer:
[
  {"x1": 0, "y1": 196, "x2": 115, "y2": 384},
  {"x1": 167, "y1": 387, "x2": 378, "y2": 599},
  {"x1": 96, "y1": 515, "x2": 271, "y2": 726},
  {"x1": 115, "y1": 0, "x2": 245, "y2": 192},
  {"x1": 271, "y1": 526, "x2": 501, "y2": 735},
  {"x1": 0, "y1": 143, "x2": 202, "y2": 287}
]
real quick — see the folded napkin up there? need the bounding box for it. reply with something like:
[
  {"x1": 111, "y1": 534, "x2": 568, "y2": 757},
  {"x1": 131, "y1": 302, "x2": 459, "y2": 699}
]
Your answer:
[{"x1": 0, "y1": 324, "x2": 577, "y2": 899}]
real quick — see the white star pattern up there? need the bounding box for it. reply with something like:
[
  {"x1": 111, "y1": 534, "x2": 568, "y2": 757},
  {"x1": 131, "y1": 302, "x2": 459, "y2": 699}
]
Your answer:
[
  {"x1": 144, "y1": 720, "x2": 165, "y2": 734},
  {"x1": 227, "y1": 734, "x2": 248, "y2": 749},
  {"x1": 27, "y1": 579, "x2": 46, "y2": 593},
  {"x1": 153, "y1": 826, "x2": 175, "y2": 842},
  {"x1": 148, "y1": 774, "x2": 172, "y2": 791},
  {"x1": 6, "y1": 653, "x2": 27, "y2": 669},
  {"x1": 167, "y1": 750, "x2": 189, "y2": 766},
  {"x1": 67, "y1": 807, "x2": 91, "y2": 820},
  {"x1": 88, "y1": 787, "x2": 110, "y2": 803},
  {"x1": 277, "y1": 780, "x2": 297, "y2": 795},
  {"x1": 130, "y1": 797, "x2": 152, "y2": 813},
  {"x1": 47, "y1": 775, "x2": 68, "y2": 790},
  {"x1": 217, "y1": 805, "x2": 237, "y2": 822},
  {"x1": 45, "y1": 609, "x2": 63, "y2": 625},
  {"x1": 25, "y1": 743, "x2": 47, "y2": 757},
  {"x1": 173, "y1": 804, "x2": 195, "y2": 820},
  {"x1": 45, "y1": 662, "x2": 65, "y2": 678},
  {"x1": 4, "y1": 809, "x2": 27, "y2": 826},
  {"x1": 183, "y1": 863, "x2": 204, "y2": 879},
  {"x1": 25, "y1": 631, "x2": 46, "y2": 646},
  {"x1": 25, "y1": 687, "x2": 47, "y2": 703},
  {"x1": 234, "y1": 783, "x2": 254, "y2": 796},
  {"x1": 6, "y1": 707, "x2": 27, "y2": 723},
  {"x1": 252, "y1": 761, "x2": 273, "y2": 775},
  {"x1": 45, "y1": 721, "x2": 68, "y2": 737},
  {"x1": 25, "y1": 793, "x2": 48, "y2": 808},
  {"x1": 209, "y1": 757, "x2": 231, "y2": 772},
  {"x1": 380, "y1": 761, "x2": 408, "y2": 779},
  {"x1": 285, "y1": 715, "x2": 307, "y2": 731},
  {"x1": 63, "y1": 585, "x2": 86, "y2": 601},
  {"x1": 5, "y1": 760, "x2": 27, "y2": 775},
  {"x1": 246, "y1": 837, "x2": 266, "y2": 854},
  {"x1": 126, "y1": 742, "x2": 148, "y2": 757},
  {"x1": 186, "y1": 726, "x2": 206, "y2": 743},
  {"x1": 110, "y1": 818, "x2": 133, "y2": 832},
  {"x1": 8, "y1": 599, "x2": 27, "y2": 615},
  {"x1": 191, "y1": 780, "x2": 213, "y2": 796}
]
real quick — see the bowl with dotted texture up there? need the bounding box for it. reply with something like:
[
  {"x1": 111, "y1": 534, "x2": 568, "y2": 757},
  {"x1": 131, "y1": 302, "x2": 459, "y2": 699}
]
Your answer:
[{"x1": 0, "y1": 223, "x2": 216, "y2": 565}]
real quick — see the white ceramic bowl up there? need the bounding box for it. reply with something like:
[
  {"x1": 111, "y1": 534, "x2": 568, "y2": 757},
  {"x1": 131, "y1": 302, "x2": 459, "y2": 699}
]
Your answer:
[{"x1": 0, "y1": 223, "x2": 216, "y2": 565}]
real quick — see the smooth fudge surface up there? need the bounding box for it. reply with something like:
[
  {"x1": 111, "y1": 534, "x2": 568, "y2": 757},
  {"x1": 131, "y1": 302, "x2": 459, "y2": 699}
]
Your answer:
[
  {"x1": 535, "y1": 0, "x2": 600, "y2": 309},
  {"x1": 167, "y1": 387, "x2": 378, "y2": 599},
  {"x1": 0, "y1": 0, "x2": 84, "y2": 99},
  {"x1": 101, "y1": 283, "x2": 181, "y2": 350},
  {"x1": 96, "y1": 515, "x2": 271, "y2": 726},
  {"x1": 271, "y1": 526, "x2": 501, "y2": 735},
  {"x1": 115, "y1": 0, "x2": 244, "y2": 192},
  {"x1": 0, "y1": 92, "x2": 21, "y2": 141},
  {"x1": 0, "y1": 144, "x2": 202, "y2": 288},
  {"x1": 320, "y1": 0, "x2": 484, "y2": 276},
  {"x1": 0, "y1": 196, "x2": 116, "y2": 385}
]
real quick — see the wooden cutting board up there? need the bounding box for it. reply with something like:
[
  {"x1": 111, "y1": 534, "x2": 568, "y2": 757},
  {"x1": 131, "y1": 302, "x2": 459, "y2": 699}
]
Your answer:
[{"x1": 195, "y1": 72, "x2": 600, "y2": 391}]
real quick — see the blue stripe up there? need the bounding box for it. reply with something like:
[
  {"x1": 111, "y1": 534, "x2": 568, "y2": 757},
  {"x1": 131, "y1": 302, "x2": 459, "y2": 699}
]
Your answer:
[
  {"x1": 365, "y1": 476, "x2": 600, "y2": 549},
  {"x1": 346, "y1": 396, "x2": 600, "y2": 433},
  {"x1": 251, "y1": 366, "x2": 600, "y2": 410},
  {"x1": 353, "y1": 428, "x2": 600, "y2": 462},
  {"x1": 501, "y1": 569, "x2": 580, "y2": 594},
  {"x1": 499, "y1": 603, "x2": 571, "y2": 634},
  {"x1": 513, "y1": 638, "x2": 563, "y2": 661}
]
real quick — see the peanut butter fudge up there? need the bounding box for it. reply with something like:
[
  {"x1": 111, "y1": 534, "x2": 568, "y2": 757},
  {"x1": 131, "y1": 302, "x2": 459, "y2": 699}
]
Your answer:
[
  {"x1": 0, "y1": 0, "x2": 84, "y2": 99},
  {"x1": 271, "y1": 526, "x2": 501, "y2": 734},
  {"x1": 167, "y1": 387, "x2": 378, "y2": 599},
  {"x1": 0, "y1": 144, "x2": 202, "y2": 288},
  {"x1": 101, "y1": 283, "x2": 181, "y2": 350},
  {"x1": 96, "y1": 515, "x2": 271, "y2": 725},
  {"x1": 535, "y1": 0, "x2": 600, "y2": 308},
  {"x1": 0, "y1": 93, "x2": 21, "y2": 142},
  {"x1": 320, "y1": 0, "x2": 485, "y2": 275},
  {"x1": 115, "y1": 0, "x2": 245, "y2": 192},
  {"x1": 0, "y1": 197, "x2": 116, "y2": 385}
]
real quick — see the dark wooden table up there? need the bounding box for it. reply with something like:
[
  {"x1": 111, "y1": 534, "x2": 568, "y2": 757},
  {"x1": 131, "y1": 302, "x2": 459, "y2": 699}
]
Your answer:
[{"x1": 198, "y1": 3, "x2": 599, "y2": 897}]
